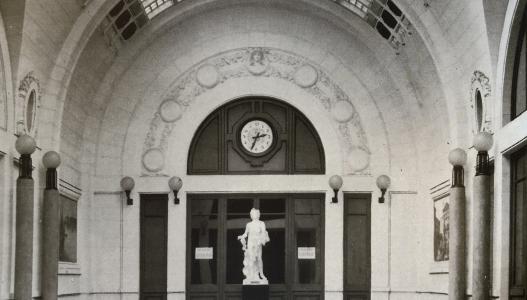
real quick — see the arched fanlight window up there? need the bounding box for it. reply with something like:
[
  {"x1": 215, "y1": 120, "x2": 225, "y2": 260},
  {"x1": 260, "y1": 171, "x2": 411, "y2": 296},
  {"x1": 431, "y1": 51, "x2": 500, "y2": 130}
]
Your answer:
[{"x1": 188, "y1": 97, "x2": 325, "y2": 175}]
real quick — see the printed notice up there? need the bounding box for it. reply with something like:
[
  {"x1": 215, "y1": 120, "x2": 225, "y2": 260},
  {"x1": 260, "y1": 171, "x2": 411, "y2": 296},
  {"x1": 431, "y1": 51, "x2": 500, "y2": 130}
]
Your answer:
[
  {"x1": 297, "y1": 247, "x2": 316, "y2": 259},
  {"x1": 195, "y1": 247, "x2": 213, "y2": 260}
]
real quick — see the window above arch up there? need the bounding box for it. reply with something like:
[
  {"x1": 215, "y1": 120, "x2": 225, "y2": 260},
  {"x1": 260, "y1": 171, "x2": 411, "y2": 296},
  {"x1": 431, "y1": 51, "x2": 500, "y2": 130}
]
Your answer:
[
  {"x1": 512, "y1": 7, "x2": 527, "y2": 120},
  {"x1": 187, "y1": 97, "x2": 325, "y2": 175}
]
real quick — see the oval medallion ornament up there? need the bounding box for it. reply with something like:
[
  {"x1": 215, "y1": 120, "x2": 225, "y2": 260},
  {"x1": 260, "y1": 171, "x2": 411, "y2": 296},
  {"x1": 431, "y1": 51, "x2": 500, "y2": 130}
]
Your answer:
[
  {"x1": 347, "y1": 148, "x2": 370, "y2": 172},
  {"x1": 332, "y1": 101, "x2": 354, "y2": 123},
  {"x1": 196, "y1": 64, "x2": 220, "y2": 88},
  {"x1": 294, "y1": 65, "x2": 318, "y2": 88},
  {"x1": 159, "y1": 99, "x2": 182, "y2": 123},
  {"x1": 142, "y1": 148, "x2": 165, "y2": 172}
]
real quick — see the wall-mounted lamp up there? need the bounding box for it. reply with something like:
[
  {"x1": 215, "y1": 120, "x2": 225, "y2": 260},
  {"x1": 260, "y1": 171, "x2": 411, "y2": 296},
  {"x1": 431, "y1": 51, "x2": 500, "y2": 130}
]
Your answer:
[
  {"x1": 376, "y1": 175, "x2": 391, "y2": 203},
  {"x1": 328, "y1": 175, "x2": 343, "y2": 203},
  {"x1": 120, "y1": 176, "x2": 135, "y2": 205},
  {"x1": 168, "y1": 176, "x2": 183, "y2": 204}
]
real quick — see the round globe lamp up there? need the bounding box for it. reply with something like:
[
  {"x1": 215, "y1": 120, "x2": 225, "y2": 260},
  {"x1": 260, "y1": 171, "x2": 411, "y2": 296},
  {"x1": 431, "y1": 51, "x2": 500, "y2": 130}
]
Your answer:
[
  {"x1": 168, "y1": 176, "x2": 183, "y2": 204},
  {"x1": 120, "y1": 176, "x2": 135, "y2": 205},
  {"x1": 328, "y1": 175, "x2": 343, "y2": 203},
  {"x1": 376, "y1": 175, "x2": 391, "y2": 203}
]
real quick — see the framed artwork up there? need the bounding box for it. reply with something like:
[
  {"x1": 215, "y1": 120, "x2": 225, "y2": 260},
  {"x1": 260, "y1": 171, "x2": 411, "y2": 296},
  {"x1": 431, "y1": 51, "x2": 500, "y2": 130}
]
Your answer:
[
  {"x1": 433, "y1": 193, "x2": 449, "y2": 262},
  {"x1": 59, "y1": 194, "x2": 78, "y2": 263}
]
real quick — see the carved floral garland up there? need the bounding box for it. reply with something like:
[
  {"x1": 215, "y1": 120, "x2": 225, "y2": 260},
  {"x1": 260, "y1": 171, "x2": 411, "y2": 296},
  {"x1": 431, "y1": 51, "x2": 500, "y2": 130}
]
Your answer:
[{"x1": 142, "y1": 47, "x2": 370, "y2": 175}]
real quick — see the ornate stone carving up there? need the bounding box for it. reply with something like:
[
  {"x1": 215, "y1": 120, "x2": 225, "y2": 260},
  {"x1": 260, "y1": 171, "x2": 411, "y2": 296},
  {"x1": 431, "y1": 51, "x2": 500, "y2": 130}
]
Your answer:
[
  {"x1": 17, "y1": 72, "x2": 41, "y2": 137},
  {"x1": 470, "y1": 70, "x2": 492, "y2": 134},
  {"x1": 159, "y1": 99, "x2": 183, "y2": 123},
  {"x1": 294, "y1": 64, "x2": 318, "y2": 88},
  {"x1": 142, "y1": 148, "x2": 165, "y2": 172},
  {"x1": 141, "y1": 48, "x2": 370, "y2": 176},
  {"x1": 246, "y1": 48, "x2": 269, "y2": 75},
  {"x1": 196, "y1": 64, "x2": 220, "y2": 88},
  {"x1": 331, "y1": 100, "x2": 354, "y2": 123}
]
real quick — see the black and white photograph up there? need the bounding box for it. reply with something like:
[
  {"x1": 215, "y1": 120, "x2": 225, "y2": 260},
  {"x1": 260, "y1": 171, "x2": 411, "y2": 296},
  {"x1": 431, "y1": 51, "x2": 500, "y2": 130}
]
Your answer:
[{"x1": 0, "y1": 1, "x2": 525, "y2": 300}]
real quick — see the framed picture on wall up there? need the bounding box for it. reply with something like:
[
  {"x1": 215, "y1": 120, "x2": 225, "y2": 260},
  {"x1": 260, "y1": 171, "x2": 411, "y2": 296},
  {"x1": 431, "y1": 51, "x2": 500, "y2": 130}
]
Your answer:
[
  {"x1": 59, "y1": 193, "x2": 77, "y2": 263},
  {"x1": 433, "y1": 194, "x2": 449, "y2": 262},
  {"x1": 429, "y1": 179, "x2": 450, "y2": 274},
  {"x1": 58, "y1": 179, "x2": 82, "y2": 275}
]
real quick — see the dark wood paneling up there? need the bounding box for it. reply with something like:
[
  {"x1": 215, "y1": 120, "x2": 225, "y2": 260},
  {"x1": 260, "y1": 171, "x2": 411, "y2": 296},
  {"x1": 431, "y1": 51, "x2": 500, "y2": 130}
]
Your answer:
[
  {"x1": 141, "y1": 194, "x2": 168, "y2": 300},
  {"x1": 511, "y1": 147, "x2": 527, "y2": 299},
  {"x1": 344, "y1": 194, "x2": 371, "y2": 300}
]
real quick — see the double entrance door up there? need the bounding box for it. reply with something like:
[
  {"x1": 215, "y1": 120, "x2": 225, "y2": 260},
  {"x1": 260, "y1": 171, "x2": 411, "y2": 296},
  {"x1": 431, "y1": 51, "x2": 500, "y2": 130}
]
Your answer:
[{"x1": 186, "y1": 193, "x2": 324, "y2": 300}]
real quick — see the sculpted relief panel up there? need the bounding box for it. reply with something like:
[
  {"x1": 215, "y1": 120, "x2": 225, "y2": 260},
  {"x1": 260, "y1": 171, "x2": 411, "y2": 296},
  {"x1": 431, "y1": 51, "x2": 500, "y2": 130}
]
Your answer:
[{"x1": 142, "y1": 48, "x2": 371, "y2": 175}]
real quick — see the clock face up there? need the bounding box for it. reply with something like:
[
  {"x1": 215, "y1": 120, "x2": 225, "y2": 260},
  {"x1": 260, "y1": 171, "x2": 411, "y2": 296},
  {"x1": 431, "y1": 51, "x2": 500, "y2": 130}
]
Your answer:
[{"x1": 240, "y1": 119, "x2": 274, "y2": 155}]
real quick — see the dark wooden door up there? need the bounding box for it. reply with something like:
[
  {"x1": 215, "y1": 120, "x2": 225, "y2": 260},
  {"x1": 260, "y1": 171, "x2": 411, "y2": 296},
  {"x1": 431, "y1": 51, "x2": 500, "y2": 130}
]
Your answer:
[
  {"x1": 187, "y1": 193, "x2": 324, "y2": 300},
  {"x1": 141, "y1": 194, "x2": 168, "y2": 300},
  {"x1": 511, "y1": 147, "x2": 527, "y2": 299},
  {"x1": 343, "y1": 193, "x2": 371, "y2": 300}
]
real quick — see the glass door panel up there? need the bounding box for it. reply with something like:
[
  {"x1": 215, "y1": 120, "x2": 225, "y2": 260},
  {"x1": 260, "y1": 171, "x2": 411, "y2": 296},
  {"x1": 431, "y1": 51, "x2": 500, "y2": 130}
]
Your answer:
[
  {"x1": 187, "y1": 194, "x2": 324, "y2": 300},
  {"x1": 260, "y1": 198, "x2": 286, "y2": 285},
  {"x1": 226, "y1": 198, "x2": 254, "y2": 284},
  {"x1": 190, "y1": 199, "x2": 219, "y2": 286},
  {"x1": 295, "y1": 215, "x2": 320, "y2": 284}
]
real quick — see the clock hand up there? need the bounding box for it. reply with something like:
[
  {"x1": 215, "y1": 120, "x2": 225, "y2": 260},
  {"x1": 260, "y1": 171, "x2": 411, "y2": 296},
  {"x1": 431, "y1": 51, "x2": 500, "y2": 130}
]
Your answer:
[{"x1": 251, "y1": 133, "x2": 260, "y2": 150}]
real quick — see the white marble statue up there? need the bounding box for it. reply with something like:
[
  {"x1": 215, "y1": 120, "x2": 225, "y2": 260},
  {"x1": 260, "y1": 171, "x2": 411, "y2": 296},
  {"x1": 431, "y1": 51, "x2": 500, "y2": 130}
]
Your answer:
[{"x1": 237, "y1": 208, "x2": 270, "y2": 284}]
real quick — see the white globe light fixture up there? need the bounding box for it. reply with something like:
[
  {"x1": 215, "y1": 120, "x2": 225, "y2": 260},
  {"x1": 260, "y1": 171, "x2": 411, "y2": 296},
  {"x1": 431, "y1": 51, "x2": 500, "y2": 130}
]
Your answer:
[
  {"x1": 168, "y1": 176, "x2": 183, "y2": 204},
  {"x1": 328, "y1": 175, "x2": 343, "y2": 203},
  {"x1": 376, "y1": 175, "x2": 391, "y2": 203},
  {"x1": 120, "y1": 176, "x2": 135, "y2": 205}
]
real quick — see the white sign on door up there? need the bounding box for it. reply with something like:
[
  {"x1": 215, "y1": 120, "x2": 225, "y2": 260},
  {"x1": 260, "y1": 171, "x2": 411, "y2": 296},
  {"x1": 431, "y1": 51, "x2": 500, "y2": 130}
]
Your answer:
[
  {"x1": 297, "y1": 247, "x2": 316, "y2": 259},
  {"x1": 195, "y1": 247, "x2": 213, "y2": 260}
]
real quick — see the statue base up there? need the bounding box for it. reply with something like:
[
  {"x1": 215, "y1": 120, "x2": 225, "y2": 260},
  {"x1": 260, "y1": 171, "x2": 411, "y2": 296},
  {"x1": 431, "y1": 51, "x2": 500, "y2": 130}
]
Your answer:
[
  {"x1": 243, "y1": 278, "x2": 268, "y2": 285},
  {"x1": 242, "y1": 284, "x2": 269, "y2": 300}
]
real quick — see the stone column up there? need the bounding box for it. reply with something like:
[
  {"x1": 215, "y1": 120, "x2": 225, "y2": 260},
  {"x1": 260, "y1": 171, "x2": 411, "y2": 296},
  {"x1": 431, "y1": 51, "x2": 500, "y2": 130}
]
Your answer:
[
  {"x1": 14, "y1": 135, "x2": 37, "y2": 300},
  {"x1": 472, "y1": 132, "x2": 493, "y2": 300},
  {"x1": 448, "y1": 148, "x2": 467, "y2": 300},
  {"x1": 41, "y1": 151, "x2": 61, "y2": 300}
]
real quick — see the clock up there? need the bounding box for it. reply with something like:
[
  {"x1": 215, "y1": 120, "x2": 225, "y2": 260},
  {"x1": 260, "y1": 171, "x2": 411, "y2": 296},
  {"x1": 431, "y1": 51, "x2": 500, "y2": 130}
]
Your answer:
[{"x1": 239, "y1": 119, "x2": 274, "y2": 155}]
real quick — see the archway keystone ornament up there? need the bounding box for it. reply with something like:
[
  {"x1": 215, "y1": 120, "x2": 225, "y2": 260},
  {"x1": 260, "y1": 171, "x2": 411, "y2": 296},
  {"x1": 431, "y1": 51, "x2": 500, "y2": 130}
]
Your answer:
[{"x1": 141, "y1": 47, "x2": 371, "y2": 176}]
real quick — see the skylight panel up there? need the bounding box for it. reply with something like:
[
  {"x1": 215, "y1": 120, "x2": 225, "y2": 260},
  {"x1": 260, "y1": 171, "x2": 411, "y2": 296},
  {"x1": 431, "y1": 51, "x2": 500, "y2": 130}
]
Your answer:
[
  {"x1": 335, "y1": 0, "x2": 412, "y2": 53},
  {"x1": 335, "y1": 0, "x2": 372, "y2": 18},
  {"x1": 140, "y1": 0, "x2": 174, "y2": 19}
]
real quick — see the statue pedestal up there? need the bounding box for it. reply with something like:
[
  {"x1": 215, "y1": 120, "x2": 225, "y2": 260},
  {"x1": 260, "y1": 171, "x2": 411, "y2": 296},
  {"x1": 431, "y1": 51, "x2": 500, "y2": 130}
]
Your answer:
[{"x1": 242, "y1": 284, "x2": 269, "y2": 300}]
